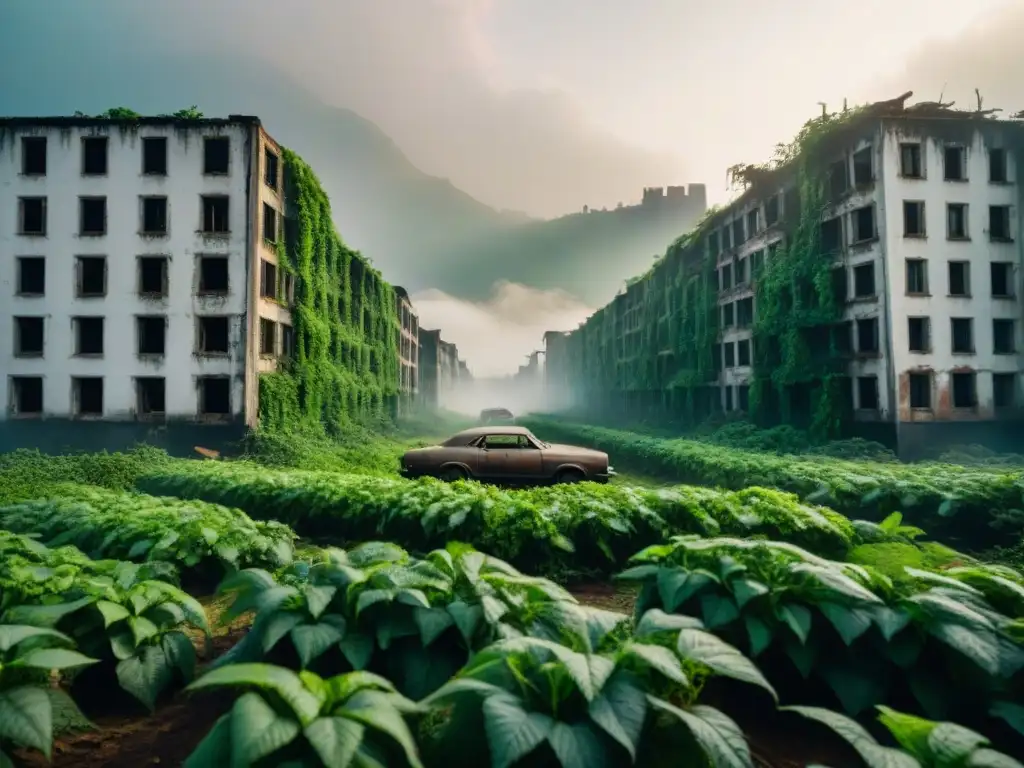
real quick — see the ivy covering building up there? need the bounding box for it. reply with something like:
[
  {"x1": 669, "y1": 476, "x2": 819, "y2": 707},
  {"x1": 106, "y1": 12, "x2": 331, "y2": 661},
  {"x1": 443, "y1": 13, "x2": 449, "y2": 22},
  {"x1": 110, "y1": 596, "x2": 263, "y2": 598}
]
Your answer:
[{"x1": 544, "y1": 93, "x2": 1024, "y2": 456}]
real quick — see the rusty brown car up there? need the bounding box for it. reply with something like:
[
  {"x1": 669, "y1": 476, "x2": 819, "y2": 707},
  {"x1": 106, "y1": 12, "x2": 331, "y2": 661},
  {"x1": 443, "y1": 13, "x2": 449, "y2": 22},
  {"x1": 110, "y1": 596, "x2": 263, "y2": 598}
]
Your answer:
[{"x1": 399, "y1": 425, "x2": 615, "y2": 485}]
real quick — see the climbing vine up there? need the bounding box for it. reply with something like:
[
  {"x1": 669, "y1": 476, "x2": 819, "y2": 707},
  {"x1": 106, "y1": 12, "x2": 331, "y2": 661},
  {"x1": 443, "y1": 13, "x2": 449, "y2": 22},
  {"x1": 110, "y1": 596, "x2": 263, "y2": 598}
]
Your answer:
[{"x1": 257, "y1": 150, "x2": 400, "y2": 434}]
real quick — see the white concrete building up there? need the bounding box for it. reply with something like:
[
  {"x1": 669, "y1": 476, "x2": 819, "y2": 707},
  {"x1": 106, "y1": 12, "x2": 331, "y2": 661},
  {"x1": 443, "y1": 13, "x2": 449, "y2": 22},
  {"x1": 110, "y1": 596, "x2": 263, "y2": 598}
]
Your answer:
[{"x1": 0, "y1": 115, "x2": 292, "y2": 431}]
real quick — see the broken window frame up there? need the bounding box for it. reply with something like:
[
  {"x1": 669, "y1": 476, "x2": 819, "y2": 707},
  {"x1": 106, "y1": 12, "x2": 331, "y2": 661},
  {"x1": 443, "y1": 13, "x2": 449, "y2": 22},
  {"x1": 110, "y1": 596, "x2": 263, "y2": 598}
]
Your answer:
[
  {"x1": 907, "y1": 316, "x2": 930, "y2": 354},
  {"x1": 197, "y1": 376, "x2": 232, "y2": 416},
  {"x1": 264, "y1": 148, "x2": 279, "y2": 189},
  {"x1": 989, "y1": 148, "x2": 1008, "y2": 183},
  {"x1": 950, "y1": 317, "x2": 974, "y2": 354},
  {"x1": 197, "y1": 255, "x2": 230, "y2": 295},
  {"x1": 852, "y1": 262, "x2": 876, "y2": 298},
  {"x1": 899, "y1": 142, "x2": 923, "y2": 179},
  {"x1": 851, "y1": 205, "x2": 876, "y2": 243},
  {"x1": 196, "y1": 316, "x2": 231, "y2": 355},
  {"x1": 9, "y1": 376, "x2": 43, "y2": 417},
  {"x1": 902, "y1": 200, "x2": 925, "y2": 237},
  {"x1": 142, "y1": 137, "x2": 168, "y2": 176},
  {"x1": 856, "y1": 375, "x2": 879, "y2": 410},
  {"x1": 136, "y1": 315, "x2": 167, "y2": 357},
  {"x1": 72, "y1": 316, "x2": 105, "y2": 357},
  {"x1": 78, "y1": 196, "x2": 107, "y2": 236},
  {"x1": 948, "y1": 261, "x2": 970, "y2": 297},
  {"x1": 260, "y1": 317, "x2": 277, "y2": 357},
  {"x1": 72, "y1": 376, "x2": 104, "y2": 417},
  {"x1": 993, "y1": 318, "x2": 1016, "y2": 355},
  {"x1": 905, "y1": 258, "x2": 928, "y2": 295},
  {"x1": 200, "y1": 195, "x2": 230, "y2": 234},
  {"x1": 18, "y1": 197, "x2": 47, "y2": 236},
  {"x1": 908, "y1": 372, "x2": 932, "y2": 410},
  {"x1": 137, "y1": 256, "x2": 170, "y2": 297},
  {"x1": 21, "y1": 136, "x2": 47, "y2": 176},
  {"x1": 856, "y1": 317, "x2": 879, "y2": 354},
  {"x1": 852, "y1": 146, "x2": 873, "y2": 185},
  {"x1": 989, "y1": 205, "x2": 1012, "y2": 241},
  {"x1": 203, "y1": 137, "x2": 230, "y2": 175},
  {"x1": 16, "y1": 256, "x2": 45, "y2": 296},
  {"x1": 946, "y1": 203, "x2": 968, "y2": 240},
  {"x1": 943, "y1": 144, "x2": 967, "y2": 182},
  {"x1": 141, "y1": 196, "x2": 169, "y2": 235},
  {"x1": 951, "y1": 371, "x2": 977, "y2": 409},
  {"x1": 135, "y1": 376, "x2": 167, "y2": 419},
  {"x1": 81, "y1": 136, "x2": 109, "y2": 176},
  {"x1": 13, "y1": 316, "x2": 44, "y2": 357},
  {"x1": 992, "y1": 372, "x2": 1017, "y2": 409},
  {"x1": 262, "y1": 203, "x2": 278, "y2": 244},
  {"x1": 75, "y1": 256, "x2": 107, "y2": 298},
  {"x1": 991, "y1": 261, "x2": 1014, "y2": 298}
]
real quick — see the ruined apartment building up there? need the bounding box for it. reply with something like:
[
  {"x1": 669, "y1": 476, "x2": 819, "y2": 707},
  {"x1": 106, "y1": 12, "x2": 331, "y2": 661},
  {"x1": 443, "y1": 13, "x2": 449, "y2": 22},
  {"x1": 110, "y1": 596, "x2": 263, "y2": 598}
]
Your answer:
[
  {"x1": 418, "y1": 329, "x2": 465, "y2": 410},
  {"x1": 548, "y1": 100, "x2": 1024, "y2": 455},
  {"x1": 0, "y1": 115, "x2": 293, "y2": 446},
  {"x1": 394, "y1": 286, "x2": 419, "y2": 413}
]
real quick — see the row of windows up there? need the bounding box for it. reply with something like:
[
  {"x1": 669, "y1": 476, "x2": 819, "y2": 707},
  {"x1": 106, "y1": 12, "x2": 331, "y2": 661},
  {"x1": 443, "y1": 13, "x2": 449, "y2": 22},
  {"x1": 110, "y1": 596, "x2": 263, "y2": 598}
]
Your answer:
[
  {"x1": 898, "y1": 142, "x2": 1009, "y2": 184},
  {"x1": 10, "y1": 313, "x2": 295, "y2": 359},
  {"x1": 902, "y1": 200, "x2": 1013, "y2": 240},
  {"x1": 904, "y1": 258, "x2": 1015, "y2": 298},
  {"x1": 16, "y1": 135, "x2": 281, "y2": 189},
  {"x1": 13, "y1": 195, "x2": 281, "y2": 241},
  {"x1": 7, "y1": 375, "x2": 232, "y2": 418}
]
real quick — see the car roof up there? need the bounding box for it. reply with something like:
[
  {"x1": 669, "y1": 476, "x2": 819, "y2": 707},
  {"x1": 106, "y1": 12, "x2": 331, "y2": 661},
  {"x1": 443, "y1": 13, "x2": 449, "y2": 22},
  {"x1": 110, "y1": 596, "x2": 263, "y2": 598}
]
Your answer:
[
  {"x1": 444, "y1": 425, "x2": 532, "y2": 445},
  {"x1": 480, "y1": 407, "x2": 513, "y2": 414}
]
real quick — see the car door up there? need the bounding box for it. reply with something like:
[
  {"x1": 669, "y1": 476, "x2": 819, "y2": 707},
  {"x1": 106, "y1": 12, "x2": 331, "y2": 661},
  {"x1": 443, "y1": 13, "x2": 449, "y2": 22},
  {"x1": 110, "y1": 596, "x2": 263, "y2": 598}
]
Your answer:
[{"x1": 503, "y1": 434, "x2": 543, "y2": 479}]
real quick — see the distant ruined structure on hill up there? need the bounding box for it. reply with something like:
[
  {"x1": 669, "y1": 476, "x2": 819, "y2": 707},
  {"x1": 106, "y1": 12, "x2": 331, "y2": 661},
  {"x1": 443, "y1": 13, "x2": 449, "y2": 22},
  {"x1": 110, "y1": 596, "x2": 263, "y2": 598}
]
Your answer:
[{"x1": 581, "y1": 184, "x2": 708, "y2": 217}]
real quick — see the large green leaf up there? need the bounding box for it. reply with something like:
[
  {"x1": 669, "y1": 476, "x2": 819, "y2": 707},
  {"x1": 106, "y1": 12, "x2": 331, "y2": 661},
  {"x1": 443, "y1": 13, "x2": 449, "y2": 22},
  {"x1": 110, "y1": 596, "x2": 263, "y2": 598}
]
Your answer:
[
  {"x1": 302, "y1": 585, "x2": 338, "y2": 620},
  {"x1": 117, "y1": 643, "x2": 174, "y2": 711},
  {"x1": 927, "y1": 623, "x2": 1003, "y2": 676},
  {"x1": 413, "y1": 606, "x2": 455, "y2": 647},
  {"x1": 634, "y1": 609, "x2": 703, "y2": 639},
  {"x1": 290, "y1": 622, "x2": 345, "y2": 668},
  {"x1": 785, "y1": 706, "x2": 917, "y2": 768},
  {"x1": 729, "y1": 578, "x2": 769, "y2": 609},
  {"x1": 482, "y1": 693, "x2": 552, "y2": 768},
  {"x1": 342, "y1": 690, "x2": 424, "y2": 768},
  {"x1": 229, "y1": 691, "x2": 301, "y2": 766},
  {"x1": 548, "y1": 721, "x2": 613, "y2": 768},
  {"x1": 818, "y1": 602, "x2": 873, "y2": 645},
  {"x1": 966, "y1": 748, "x2": 1024, "y2": 768},
  {"x1": 700, "y1": 594, "x2": 740, "y2": 629},
  {"x1": 648, "y1": 698, "x2": 752, "y2": 768},
  {"x1": 622, "y1": 641, "x2": 687, "y2": 686},
  {"x1": 187, "y1": 663, "x2": 323, "y2": 726},
  {"x1": 927, "y1": 722, "x2": 988, "y2": 765},
  {"x1": 990, "y1": 701, "x2": 1024, "y2": 738},
  {"x1": 588, "y1": 672, "x2": 647, "y2": 760},
  {"x1": 183, "y1": 713, "x2": 232, "y2": 767},
  {"x1": 776, "y1": 603, "x2": 812, "y2": 644},
  {"x1": 0, "y1": 687, "x2": 52, "y2": 757},
  {"x1": 819, "y1": 664, "x2": 886, "y2": 716},
  {"x1": 12, "y1": 647, "x2": 97, "y2": 672},
  {"x1": 0, "y1": 625, "x2": 71, "y2": 652},
  {"x1": 304, "y1": 716, "x2": 365, "y2": 768},
  {"x1": 743, "y1": 616, "x2": 772, "y2": 657},
  {"x1": 676, "y1": 629, "x2": 776, "y2": 700}
]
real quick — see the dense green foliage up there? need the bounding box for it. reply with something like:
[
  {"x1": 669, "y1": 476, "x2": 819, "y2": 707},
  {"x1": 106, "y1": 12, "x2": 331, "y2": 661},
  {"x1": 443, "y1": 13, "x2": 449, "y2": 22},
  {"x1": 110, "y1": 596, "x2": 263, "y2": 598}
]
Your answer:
[
  {"x1": 0, "y1": 484, "x2": 295, "y2": 583},
  {"x1": 521, "y1": 418, "x2": 1024, "y2": 552}
]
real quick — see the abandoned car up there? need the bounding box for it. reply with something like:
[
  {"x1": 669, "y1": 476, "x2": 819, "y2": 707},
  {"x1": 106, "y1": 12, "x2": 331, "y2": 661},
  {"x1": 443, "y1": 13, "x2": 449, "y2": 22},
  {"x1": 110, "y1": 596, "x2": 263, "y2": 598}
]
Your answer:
[
  {"x1": 400, "y1": 425, "x2": 615, "y2": 485},
  {"x1": 478, "y1": 407, "x2": 515, "y2": 425}
]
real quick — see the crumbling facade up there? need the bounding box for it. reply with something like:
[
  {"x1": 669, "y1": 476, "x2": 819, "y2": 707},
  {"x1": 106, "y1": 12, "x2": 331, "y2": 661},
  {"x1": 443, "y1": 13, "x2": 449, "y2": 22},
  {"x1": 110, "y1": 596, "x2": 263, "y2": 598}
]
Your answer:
[
  {"x1": 394, "y1": 286, "x2": 419, "y2": 414},
  {"x1": 418, "y1": 329, "x2": 468, "y2": 410},
  {"x1": 546, "y1": 95, "x2": 1024, "y2": 456}
]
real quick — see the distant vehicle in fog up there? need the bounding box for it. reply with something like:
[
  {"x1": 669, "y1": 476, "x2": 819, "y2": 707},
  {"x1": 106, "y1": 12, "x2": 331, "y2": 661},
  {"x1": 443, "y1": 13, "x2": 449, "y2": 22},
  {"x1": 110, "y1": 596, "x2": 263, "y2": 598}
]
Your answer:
[
  {"x1": 479, "y1": 407, "x2": 515, "y2": 425},
  {"x1": 400, "y1": 425, "x2": 615, "y2": 485}
]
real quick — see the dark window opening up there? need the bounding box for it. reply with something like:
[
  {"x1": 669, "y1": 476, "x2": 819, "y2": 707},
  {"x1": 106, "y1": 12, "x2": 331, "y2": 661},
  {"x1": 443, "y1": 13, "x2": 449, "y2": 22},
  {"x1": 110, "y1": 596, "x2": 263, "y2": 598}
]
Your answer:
[
  {"x1": 201, "y1": 196, "x2": 230, "y2": 234},
  {"x1": 737, "y1": 297, "x2": 754, "y2": 328},
  {"x1": 951, "y1": 372, "x2": 976, "y2": 408},
  {"x1": 79, "y1": 197, "x2": 106, "y2": 235},
  {"x1": 944, "y1": 145, "x2": 966, "y2": 181},
  {"x1": 948, "y1": 261, "x2": 970, "y2": 296},
  {"x1": 282, "y1": 325, "x2": 296, "y2": 359},
  {"x1": 14, "y1": 317, "x2": 44, "y2": 356},
  {"x1": 262, "y1": 203, "x2": 277, "y2": 243},
  {"x1": 707, "y1": 230, "x2": 720, "y2": 256},
  {"x1": 136, "y1": 378, "x2": 166, "y2": 416},
  {"x1": 713, "y1": 344, "x2": 723, "y2": 375},
  {"x1": 989, "y1": 205, "x2": 1012, "y2": 240},
  {"x1": 73, "y1": 377, "x2": 103, "y2": 416},
  {"x1": 732, "y1": 219, "x2": 744, "y2": 245},
  {"x1": 746, "y1": 209, "x2": 758, "y2": 237},
  {"x1": 852, "y1": 146, "x2": 872, "y2": 185},
  {"x1": 903, "y1": 201, "x2": 925, "y2": 237},
  {"x1": 16, "y1": 257, "x2": 45, "y2": 295},
  {"x1": 724, "y1": 342, "x2": 735, "y2": 368},
  {"x1": 900, "y1": 143, "x2": 922, "y2": 178},
  {"x1": 951, "y1": 318, "x2": 974, "y2": 353},
  {"x1": 737, "y1": 339, "x2": 751, "y2": 366},
  {"x1": 21, "y1": 137, "x2": 46, "y2": 175},
  {"x1": 993, "y1": 319, "x2": 1015, "y2": 354},
  {"x1": 989, "y1": 148, "x2": 1007, "y2": 183},
  {"x1": 857, "y1": 376, "x2": 879, "y2": 410},
  {"x1": 765, "y1": 195, "x2": 780, "y2": 227},
  {"x1": 821, "y1": 216, "x2": 842, "y2": 253},
  {"x1": 833, "y1": 321, "x2": 853, "y2": 354},
  {"x1": 142, "y1": 137, "x2": 167, "y2": 175},
  {"x1": 82, "y1": 137, "x2": 108, "y2": 175},
  {"x1": 947, "y1": 203, "x2": 968, "y2": 239},
  {"x1": 74, "y1": 317, "x2": 104, "y2": 355},
  {"x1": 197, "y1": 316, "x2": 230, "y2": 354},
  {"x1": 203, "y1": 137, "x2": 230, "y2": 174},
  {"x1": 991, "y1": 262, "x2": 1013, "y2": 297},
  {"x1": 721, "y1": 263, "x2": 733, "y2": 291},
  {"x1": 721, "y1": 302, "x2": 734, "y2": 328},
  {"x1": 993, "y1": 373, "x2": 1016, "y2": 409},
  {"x1": 260, "y1": 318, "x2": 277, "y2": 356},
  {"x1": 853, "y1": 262, "x2": 875, "y2": 297},
  {"x1": 198, "y1": 256, "x2": 229, "y2": 294},
  {"x1": 76, "y1": 256, "x2": 107, "y2": 297},
  {"x1": 856, "y1": 317, "x2": 879, "y2": 353},
  {"x1": 906, "y1": 259, "x2": 928, "y2": 295},
  {"x1": 10, "y1": 377, "x2": 43, "y2": 415},
  {"x1": 751, "y1": 250, "x2": 765, "y2": 277},
  {"x1": 725, "y1": 386, "x2": 734, "y2": 411},
  {"x1": 138, "y1": 256, "x2": 169, "y2": 296},
  {"x1": 137, "y1": 316, "x2": 166, "y2": 356},
  {"x1": 19, "y1": 197, "x2": 46, "y2": 235},
  {"x1": 909, "y1": 373, "x2": 931, "y2": 409},
  {"x1": 735, "y1": 257, "x2": 747, "y2": 286},
  {"x1": 264, "y1": 149, "x2": 279, "y2": 188},
  {"x1": 722, "y1": 226, "x2": 732, "y2": 251},
  {"x1": 199, "y1": 377, "x2": 230, "y2": 415},
  {"x1": 828, "y1": 158, "x2": 848, "y2": 199},
  {"x1": 852, "y1": 205, "x2": 875, "y2": 242},
  {"x1": 908, "y1": 317, "x2": 930, "y2": 353},
  {"x1": 142, "y1": 197, "x2": 168, "y2": 234},
  {"x1": 260, "y1": 259, "x2": 278, "y2": 299},
  {"x1": 831, "y1": 267, "x2": 848, "y2": 304}
]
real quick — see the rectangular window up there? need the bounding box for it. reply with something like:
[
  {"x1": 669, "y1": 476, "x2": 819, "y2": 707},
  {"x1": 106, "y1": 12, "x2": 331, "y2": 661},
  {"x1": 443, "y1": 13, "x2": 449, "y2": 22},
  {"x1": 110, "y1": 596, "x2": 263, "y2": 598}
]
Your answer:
[
  {"x1": 201, "y1": 196, "x2": 230, "y2": 233},
  {"x1": 198, "y1": 376, "x2": 231, "y2": 415},
  {"x1": 833, "y1": 321, "x2": 853, "y2": 354},
  {"x1": 136, "y1": 377, "x2": 166, "y2": 417},
  {"x1": 21, "y1": 137, "x2": 47, "y2": 176},
  {"x1": 260, "y1": 259, "x2": 278, "y2": 299},
  {"x1": 944, "y1": 145, "x2": 966, "y2": 181},
  {"x1": 737, "y1": 339, "x2": 751, "y2": 366},
  {"x1": 197, "y1": 316, "x2": 230, "y2": 354},
  {"x1": 724, "y1": 342, "x2": 736, "y2": 368},
  {"x1": 908, "y1": 317, "x2": 930, "y2": 353},
  {"x1": 746, "y1": 209, "x2": 758, "y2": 237},
  {"x1": 989, "y1": 148, "x2": 1007, "y2": 183},
  {"x1": 136, "y1": 316, "x2": 166, "y2": 356},
  {"x1": 852, "y1": 146, "x2": 872, "y2": 185},
  {"x1": 260, "y1": 318, "x2": 277, "y2": 356},
  {"x1": 707, "y1": 230, "x2": 720, "y2": 256},
  {"x1": 856, "y1": 317, "x2": 879, "y2": 353},
  {"x1": 203, "y1": 137, "x2": 230, "y2": 174},
  {"x1": 724, "y1": 386, "x2": 734, "y2": 411},
  {"x1": 142, "y1": 137, "x2": 168, "y2": 175},
  {"x1": 735, "y1": 257, "x2": 747, "y2": 286},
  {"x1": 721, "y1": 302, "x2": 734, "y2": 328},
  {"x1": 906, "y1": 259, "x2": 928, "y2": 295},
  {"x1": 947, "y1": 203, "x2": 968, "y2": 239},
  {"x1": 73, "y1": 317, "x2": 104, "y2": 356},
  {"x1": 138, "y1": 256, "x2": 169, "y2": 296},
  {"x1": 993, "y1": 319, "x2": 1015, "y2": 354},
  {"x1": 721, "y1": 263, "x2": 733, "y2": 291},
  {"x1": 948, "y1": 261, "x2": 970, "y2": 296},
  {"x1": 993, "y1": 373, "x2": 1017, "y2": 409},
  {"x1": 16, "y1": 257, "x2": 45, "y2": 296},
  {"x1": 262, "y1": 203, "x2": 278, "y2": 243},
  {"x1": 989, "y1": 205, "x2": 1012, "y2": 240},
  {"x1": 282, "y1": 325, "x2": 296, "y2": 359},
  {"x1": 9, "y1": 376, "x2": 43, "y2": 416},
  {"x1": 264, "y1": 148, "x2": 279, "y2": 188},
  {"x1": 75, "y1": 256, "x2": 107, "y2": 297},
  {"x1": 72, "y1": 377, "x2": 104, "y2": 416},
  {"x1": 900, "y1": 143, "x2": 922, "y2": 178},
  {"x1": 722, "y1": 227, "x2": 732, "y2": 251},
  {"x1": 19, "y1": 197, "x2": 46, "y2": 235},
  {"x1": 750, "y1": 250, "x2": 764, "y2": 277},
  {"x1": 141, "y1": 197, "x2": 168, "y2": 235},
  {"x1": 732, "y1": 219, "x2": 744, "y2": 245},
  {"x1": 951, "y1": 317, "x2": 974, "y2": 353},
  {"x1": 909, "y1": 372, "x2": 931, "y2": 409},
  {"x1": 82, "y1": 137, "x2": 108, "y2": 176},
  {"x1": 737, "y1": 297, "x2": 754, "y2": 328},
  {"x1": 903, "y1": 201, "x2": 925, "y2": 237},
  {"x1": 829, "y1": 158, "x2": 848, "y2": 199},
  {"x1": 79, "y1": 197, "x2": 107, "y2": 236},
  {"x1": 821, "y1": 217, "x2": 842, "y2": 253},
  {"x1": 857, "y1": 376, "x2": 879, "y2": 410},
  {"x1": 853, "y1": 262, "x2": 875, "y2": 297},
  {"x1": 13, "y1": 317, "x2": 44, "y2": 357},
  {"x1": 198, "y1": 255, "x2": 229, "y2": 295},
  {"x1": 852, "y1": 205, "x2": 875, "y2": 242},
  {"x1": 765, "y1": 196, "x2": 779, "y2": 226},
  {"x1": 951, "y1": 372, "x2": 977, "y2": 408},
  {"x1": 991, "y1": 262, "x2": 1013, "y2": 297}
]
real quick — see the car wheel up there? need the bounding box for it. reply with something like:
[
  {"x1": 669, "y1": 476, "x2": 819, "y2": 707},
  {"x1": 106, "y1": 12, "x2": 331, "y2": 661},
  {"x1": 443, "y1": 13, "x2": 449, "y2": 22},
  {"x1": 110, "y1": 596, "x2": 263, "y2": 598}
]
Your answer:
[
  {"x1": 441, "y1": 466, "x2": 467, "y2": 482},
  {"x1": 555, "y1": 469, "x2": 584, "y2": 485}
]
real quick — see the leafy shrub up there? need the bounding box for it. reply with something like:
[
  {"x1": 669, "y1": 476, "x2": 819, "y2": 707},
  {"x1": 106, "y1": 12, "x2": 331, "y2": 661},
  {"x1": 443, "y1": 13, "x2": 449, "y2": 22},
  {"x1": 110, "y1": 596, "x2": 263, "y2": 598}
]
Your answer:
[
  {"x1": 0, "y1": 484, "x2": 295, "y2": 582},
  {"x1": 617, "y1": 536, "x2": 1024, "y2": 747},
  {"x1": 135, "y1": 463, "x2": 854, "y2": 576},
  {"x1": 519, "y1": 418, "x2": 1024, "y2": 551}
]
